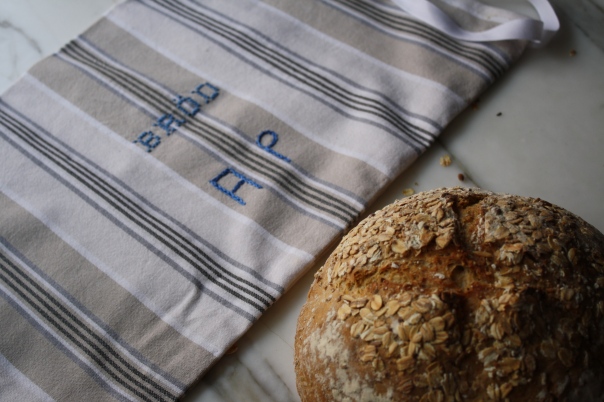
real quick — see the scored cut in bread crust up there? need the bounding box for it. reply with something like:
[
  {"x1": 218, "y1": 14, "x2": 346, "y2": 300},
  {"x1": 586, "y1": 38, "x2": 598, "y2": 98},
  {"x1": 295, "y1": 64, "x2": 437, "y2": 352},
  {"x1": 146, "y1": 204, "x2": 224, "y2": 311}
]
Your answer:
[{"x1": 294, "y1": 187, "x2": 604, "y2": 402}]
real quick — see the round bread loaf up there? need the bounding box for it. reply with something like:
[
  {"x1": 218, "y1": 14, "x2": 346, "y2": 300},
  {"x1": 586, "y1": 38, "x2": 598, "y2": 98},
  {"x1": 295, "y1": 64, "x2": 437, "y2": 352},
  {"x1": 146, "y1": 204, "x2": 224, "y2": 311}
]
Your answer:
[{"x1": 294, "y1": 187, "x2": 604, "y2": 402}]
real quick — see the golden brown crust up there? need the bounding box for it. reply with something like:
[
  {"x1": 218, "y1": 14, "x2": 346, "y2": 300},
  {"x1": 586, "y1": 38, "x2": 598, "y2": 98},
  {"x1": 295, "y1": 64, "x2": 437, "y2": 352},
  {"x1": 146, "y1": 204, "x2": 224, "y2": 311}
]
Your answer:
[{"x1": 294, "y1": 187, "x2": 604, "y2": 402}]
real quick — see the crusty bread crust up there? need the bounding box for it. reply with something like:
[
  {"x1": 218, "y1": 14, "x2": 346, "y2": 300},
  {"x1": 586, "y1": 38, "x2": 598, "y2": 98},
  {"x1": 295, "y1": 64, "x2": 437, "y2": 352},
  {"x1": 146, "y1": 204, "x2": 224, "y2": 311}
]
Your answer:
[{"x1": 294, "y1": 187, "x2": 604, "y2": 402}]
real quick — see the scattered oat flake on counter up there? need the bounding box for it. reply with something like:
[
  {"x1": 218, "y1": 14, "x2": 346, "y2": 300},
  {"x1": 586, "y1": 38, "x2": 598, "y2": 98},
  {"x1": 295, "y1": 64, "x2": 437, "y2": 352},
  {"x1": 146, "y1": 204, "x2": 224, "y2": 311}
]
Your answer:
[
  {"x1": 439, "y1": 155, "x2": 452, "y2": 167},
  {"x1": 402, "y1": 188, "x2": 415, "y2": 196}
]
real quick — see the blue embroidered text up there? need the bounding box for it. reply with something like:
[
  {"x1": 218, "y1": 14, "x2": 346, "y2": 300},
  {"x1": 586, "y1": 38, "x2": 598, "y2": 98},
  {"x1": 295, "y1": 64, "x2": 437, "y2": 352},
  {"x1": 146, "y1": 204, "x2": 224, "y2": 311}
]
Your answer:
[
  {"x1": 209, "y1": 130, "x2": 291, "y2": 206},
  {"x1": 134, "y1": 82, "x2": 219, "y2": 152}
]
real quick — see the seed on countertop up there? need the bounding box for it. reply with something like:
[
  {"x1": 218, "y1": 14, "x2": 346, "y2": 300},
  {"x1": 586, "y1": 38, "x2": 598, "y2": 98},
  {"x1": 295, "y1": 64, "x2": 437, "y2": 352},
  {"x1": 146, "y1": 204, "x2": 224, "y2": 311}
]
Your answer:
[
  {"x1": 440, "y1": 155, "x2": 452, "y2": 167},
  {"x1": 458, "y1": 173, "x2": 465, "y2": 181},
  {"x1": 226, "y1": 344, "x2": 238, "y2": 354},
  {"x1": 403, "y1": 188, "x2": 415, "y2": 197}
]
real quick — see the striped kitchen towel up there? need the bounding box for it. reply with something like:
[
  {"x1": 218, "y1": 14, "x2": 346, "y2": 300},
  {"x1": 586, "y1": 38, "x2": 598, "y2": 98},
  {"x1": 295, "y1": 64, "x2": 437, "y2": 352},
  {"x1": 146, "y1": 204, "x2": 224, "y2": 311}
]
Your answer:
[{"x1": 0, "y1": 0, "x2": 554, "y2": 400}]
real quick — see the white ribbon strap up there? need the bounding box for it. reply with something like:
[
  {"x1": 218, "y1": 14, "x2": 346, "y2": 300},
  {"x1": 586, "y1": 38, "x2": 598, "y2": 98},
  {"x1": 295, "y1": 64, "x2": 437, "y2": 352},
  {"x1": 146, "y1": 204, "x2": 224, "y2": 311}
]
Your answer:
[{"x1": 391, "y1": 0, "x2": 559, "y2": 47}]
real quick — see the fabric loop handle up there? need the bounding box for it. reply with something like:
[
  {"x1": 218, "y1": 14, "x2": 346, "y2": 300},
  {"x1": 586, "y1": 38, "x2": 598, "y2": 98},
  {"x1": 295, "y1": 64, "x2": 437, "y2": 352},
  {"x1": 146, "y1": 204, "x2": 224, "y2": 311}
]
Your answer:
[{"x1": 391, "y1": 0, "x2": 559, "y2": 47}]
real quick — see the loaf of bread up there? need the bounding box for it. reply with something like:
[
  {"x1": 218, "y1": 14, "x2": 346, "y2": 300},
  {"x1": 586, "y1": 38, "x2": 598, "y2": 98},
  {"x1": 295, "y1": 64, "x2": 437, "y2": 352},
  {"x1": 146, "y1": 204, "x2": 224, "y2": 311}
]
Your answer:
[{"x1": 294, "y1": 187, "x2": 604, "y2": 402}]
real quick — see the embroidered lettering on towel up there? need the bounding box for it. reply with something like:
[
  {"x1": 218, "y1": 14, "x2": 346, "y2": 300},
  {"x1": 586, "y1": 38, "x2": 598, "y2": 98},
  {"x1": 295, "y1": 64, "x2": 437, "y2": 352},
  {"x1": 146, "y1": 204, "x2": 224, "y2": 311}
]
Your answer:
[
  {"x1": 134, "y1": 82, "x2": 220, "y2": 152},
  {"x1": 194, "y1": 82, "x2": 220, "y2": 103},
  {"x1": 256, "y1": 130, "x2": 290, "y2": 163},
  {"x1": 210, "y1": 167, "x2": 263, "y2": 206},
  {"x1": 154, "y1": 114, "x2": 185, "y2": 135},
  {"x1": 210, "y1": 129, "x2": 292, "y2": 206},
  {"x1": 135, "y1": 131, "x2": 162, "y2": 152},
  {"x1": 174, "y1": 96, "x2": 201, "y2": 117}
]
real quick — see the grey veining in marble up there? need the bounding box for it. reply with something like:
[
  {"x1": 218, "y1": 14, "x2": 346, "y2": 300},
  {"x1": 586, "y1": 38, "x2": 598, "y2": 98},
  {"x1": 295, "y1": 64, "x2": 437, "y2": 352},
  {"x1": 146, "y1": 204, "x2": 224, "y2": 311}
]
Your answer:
[
  {"x1": 188, "y1": 349, "x2": 299, "y2": 402},
  {"x1": 0, "y1": 0, "x2": 123, "y2": 95},
  {"x1": 551, "y1": 0, "x2": 604, "y2": 52},
  {"x1": 0, "y1": 18, "x2": 42, "y2": 92}
]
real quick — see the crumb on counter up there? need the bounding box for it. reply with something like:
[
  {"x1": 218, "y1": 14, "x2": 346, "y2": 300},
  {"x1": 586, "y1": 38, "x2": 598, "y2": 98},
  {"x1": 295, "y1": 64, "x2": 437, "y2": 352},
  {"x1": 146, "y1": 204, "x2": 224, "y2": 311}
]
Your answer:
[
  {"x1": 402, "y1": 188, "x2": 415, "y2": 197},
  {"x1": 439, "y1": 155, "x2": 452, "y2": 167}
]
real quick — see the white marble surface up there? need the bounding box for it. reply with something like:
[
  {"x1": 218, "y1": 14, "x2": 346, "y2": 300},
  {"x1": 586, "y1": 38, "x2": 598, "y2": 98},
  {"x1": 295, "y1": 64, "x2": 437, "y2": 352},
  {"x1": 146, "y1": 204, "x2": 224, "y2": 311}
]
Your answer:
[
  {"x1": 2, "y1": 1, "x2": 603, "y2": 401},
  {"x1": 550, "y1": 0, "x2": 604, "y2": 51}
]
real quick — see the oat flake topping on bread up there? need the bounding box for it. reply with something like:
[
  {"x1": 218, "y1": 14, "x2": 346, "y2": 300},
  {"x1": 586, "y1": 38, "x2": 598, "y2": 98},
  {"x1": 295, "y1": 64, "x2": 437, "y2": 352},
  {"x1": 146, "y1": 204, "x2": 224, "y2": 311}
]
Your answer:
[{"x1": 294, "y1": 187, "x2": 604, "y2": 402}]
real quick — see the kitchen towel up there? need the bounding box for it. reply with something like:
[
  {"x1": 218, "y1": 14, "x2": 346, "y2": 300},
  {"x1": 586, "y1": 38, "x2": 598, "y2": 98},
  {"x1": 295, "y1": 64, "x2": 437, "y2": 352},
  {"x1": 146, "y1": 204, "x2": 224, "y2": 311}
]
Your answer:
[{"x1": 0, "y1": 0, "x2": 555, "y2": 400}]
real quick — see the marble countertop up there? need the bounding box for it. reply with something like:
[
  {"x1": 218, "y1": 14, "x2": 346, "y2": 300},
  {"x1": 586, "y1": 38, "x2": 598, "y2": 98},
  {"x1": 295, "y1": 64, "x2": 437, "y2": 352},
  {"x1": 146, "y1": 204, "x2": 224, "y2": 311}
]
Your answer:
[{"x1": 2, "y1": 1, "x2": 603, "y2": 401}]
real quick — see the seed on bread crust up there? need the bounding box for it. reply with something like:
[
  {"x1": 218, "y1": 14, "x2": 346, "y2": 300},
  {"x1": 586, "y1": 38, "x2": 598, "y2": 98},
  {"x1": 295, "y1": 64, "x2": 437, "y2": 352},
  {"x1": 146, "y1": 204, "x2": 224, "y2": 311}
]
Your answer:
[{"x1": 295, "y1": 187, "x2": 604, "y2": 402}]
